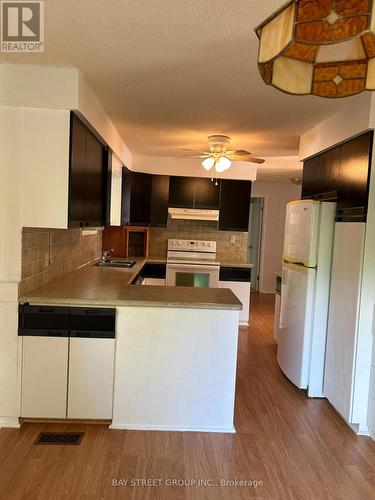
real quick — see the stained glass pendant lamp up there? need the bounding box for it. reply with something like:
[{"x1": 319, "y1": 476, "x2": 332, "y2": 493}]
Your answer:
[{"x1": 255, "y1": 0, "x2": 375, "y2": 98}]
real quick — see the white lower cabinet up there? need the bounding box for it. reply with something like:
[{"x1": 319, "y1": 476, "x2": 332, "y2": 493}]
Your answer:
[
  {"x1": 21, "y1": 336, "x2": 69, "y2": 418},
  {"x1": 142, "y1": 278, "x2": 166, "y2": 286},
  {"x1": 67, "y1": 338, "x2": 115, "y2": 419},
  {"x1": 21, "y1": 336, "x2": 115, "y2": 420},
  {"x1": 219, "y1": 280, "x2": 250, "y2": 325}
]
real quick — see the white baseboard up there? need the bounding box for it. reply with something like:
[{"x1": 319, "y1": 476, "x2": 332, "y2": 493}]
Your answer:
[
  {"x1": 307, "y1": 389, "x2": 324, "y2": 398},
  {"x1": 0, "y1": 417, "x2": 21, "y2": 428},
  {"x1": 109, "y1": 423, "x2": 236, "y2": 433},
  {"x1": 239, "y1": 321, "x2": 249, "y2": 326},
  {"x1": 348, "y1": 421, "x2": 369, "y2": 436}
]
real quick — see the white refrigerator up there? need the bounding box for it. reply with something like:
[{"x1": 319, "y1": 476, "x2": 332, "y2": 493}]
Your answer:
[{"x1": 278, "y1": 200, "x2": 336, "y2": 397}]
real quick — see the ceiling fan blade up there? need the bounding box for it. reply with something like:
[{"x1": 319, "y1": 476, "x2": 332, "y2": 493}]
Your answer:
[
  {"x1": 181, "y1": 148, "x2": 211, "y2": 155},
  {"x1": 233, "y1": 149, "x2": 253, "y2": 156},
  {"x1": 188, "y1": 155, "x2": 211, "y2": 159},
  {"x1": 243, "y1": 157, "x2": 266, "y2": 164}
]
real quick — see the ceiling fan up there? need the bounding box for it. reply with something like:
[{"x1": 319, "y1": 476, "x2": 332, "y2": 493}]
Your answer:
[{"x1": 182, "y1": 135, "x2": 265, "y2": 173}]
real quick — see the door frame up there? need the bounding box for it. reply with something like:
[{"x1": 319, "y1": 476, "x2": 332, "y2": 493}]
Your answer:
[{"x1": 249, "y1": 195, "x2": 267, "y2": 292}]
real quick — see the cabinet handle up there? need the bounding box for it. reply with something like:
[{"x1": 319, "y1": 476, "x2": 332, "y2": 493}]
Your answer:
[
  {"x1": 70, "y1": 331, "x2": 91, "y2": 337},
  {"x1": 38, "y1": 307, "x2": 55, "y2": 313},
  {"x1": 46, "y1": 331, "x2": 66, "y2": 337}
]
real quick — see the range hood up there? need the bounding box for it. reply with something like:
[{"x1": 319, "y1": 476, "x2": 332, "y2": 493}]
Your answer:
[{"x1": 168, "y1": 207, "x2": 219, "y2": 222}]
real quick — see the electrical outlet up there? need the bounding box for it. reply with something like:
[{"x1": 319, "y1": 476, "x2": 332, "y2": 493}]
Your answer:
[
  {"x1": 231, "y1": 236, "x2": 236, "y2": 244},
  {"x1": 44, "y1": 252, "x2": 50, "y2": 269}
]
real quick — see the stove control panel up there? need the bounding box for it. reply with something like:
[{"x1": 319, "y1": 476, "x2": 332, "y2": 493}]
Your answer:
[{"x1": 167, "y1": 239, "x2": 217, "y2": 253}]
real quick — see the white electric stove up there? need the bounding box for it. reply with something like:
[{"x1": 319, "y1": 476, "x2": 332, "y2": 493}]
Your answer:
[{"x1": 166, "y1": 239, "x2": 220, "y2": 288}]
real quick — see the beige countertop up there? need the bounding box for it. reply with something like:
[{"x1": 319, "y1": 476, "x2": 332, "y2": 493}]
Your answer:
[{"x1": 19, "y1": 259, "x2": 242, "y2": 311}]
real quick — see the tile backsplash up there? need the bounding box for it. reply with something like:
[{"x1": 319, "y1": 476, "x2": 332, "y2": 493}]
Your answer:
[
  {"x1": 19, "y1": 228, "x2": 102, "y2": 296},
  {"x1": 150, "y1": 218, "x2": 248, "y2": 263}
]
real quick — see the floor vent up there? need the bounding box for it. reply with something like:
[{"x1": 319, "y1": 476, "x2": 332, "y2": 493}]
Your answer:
[{"x1": 35, "y1": 432, "x2": 84, "y2": 445}]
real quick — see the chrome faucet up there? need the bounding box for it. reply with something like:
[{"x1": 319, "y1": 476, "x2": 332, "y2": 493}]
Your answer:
[{"x1": 101, "y1": 249, "x2": 114, "y2": 263}]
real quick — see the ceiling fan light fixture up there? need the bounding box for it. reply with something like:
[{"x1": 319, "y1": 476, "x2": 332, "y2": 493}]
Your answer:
[
  {"x1": 215, "y1": 156, "x2": 232, "y2": 172},
  {"x1": 202, "y1": 157, "x2": 215, "y2": 170}
]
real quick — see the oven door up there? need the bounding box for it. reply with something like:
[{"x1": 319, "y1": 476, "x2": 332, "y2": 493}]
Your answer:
[{"x1": 166, "y1": 263, "x2": 220, "y2": 288}]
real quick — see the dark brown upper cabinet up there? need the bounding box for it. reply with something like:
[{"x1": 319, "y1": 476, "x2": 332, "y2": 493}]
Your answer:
[
  {"x1": 302, "y1": 147, "x2": 340, "y2": 200},
  {"x1": 168, "y1": 176, "x2": 196, "y2": 208},
  {"x1": 150, "y1": 175, "x2": 170, "y2": 227},
  {"x1": 69, "y1": 114, "x2": 87, "y2": 227},
  {"x1": 122, "y1": 171, "x2": 170, "y2": 227},
  {"x1": 121, "y1": 169, "x2": 152, "y2": 226},
  {"x1": 194, "y1": 177, "x2": 221, "y2": 209},
  {"x1": 338, "y1": 132, "x2": 372, "y2": 212},
  {"x1": 168, "y1": 176, "x2": 221, "y2": 209},
  {"x1": 69, "y1": 113, "x2": 108, "y2": 228},
  {"x1": 219, "y1": 180, "x2": 252, "y2": 232},
  {"x1": 301, "y1": 131, "x2": 373, "y2": 218}
]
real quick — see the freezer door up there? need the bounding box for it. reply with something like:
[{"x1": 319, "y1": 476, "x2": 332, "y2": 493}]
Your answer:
[
  {"x1": 283, "y1": 200, "x2": 320, "y2": 267},
  {"x1": 277, "y1": 263, "x2": 316, "y2": 389}
]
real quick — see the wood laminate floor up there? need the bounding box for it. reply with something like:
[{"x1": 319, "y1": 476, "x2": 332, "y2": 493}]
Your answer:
[{"x1": 1, "y1": 293, "x2": 375, "y2": 499}]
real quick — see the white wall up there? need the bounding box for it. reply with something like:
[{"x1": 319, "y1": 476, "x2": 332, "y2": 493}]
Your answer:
[
  {"x1": 300, "y1": 94, "x2": 375, "y2": 436},
  {"x1": 110, "y1": 153, "x2": 123, "y2": 226},
  {"x1": 0, "y1": 64, "x2": 132, "y2": 168},
  {"x1": 78, "y1": 74, "x2": 132, "y2": 168},
  {"x1": 369, "y1": 340, "x2": 375, "y2": 439},
  {"x1": 299, "y1": 93, "x2": 375, "y2": 160},
  {"x1": 0, "y1": 98, "x2": 22, "y2": 426},
  {"x1": 18, "y1": 108, "x2": 71, "y2": 229},
  {"x1": 252, "y1": 181, "x2": 302, "y2": 293},
  {"x1": 355, "y1": 144, "x2": 375, "y2": 430},
  {"x1": 0, "y1": 65, "x2": 132, "y2": 427}
]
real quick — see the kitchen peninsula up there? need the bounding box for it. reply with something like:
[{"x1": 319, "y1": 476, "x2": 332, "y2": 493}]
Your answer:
[{"x1": 19, "y1": 263, "x2": 242, "y2": 433}]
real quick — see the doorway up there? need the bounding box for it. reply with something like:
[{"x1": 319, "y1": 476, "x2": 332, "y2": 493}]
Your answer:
[{"x1": 248, "y1": 197, "x2": 264, "y2": 292}]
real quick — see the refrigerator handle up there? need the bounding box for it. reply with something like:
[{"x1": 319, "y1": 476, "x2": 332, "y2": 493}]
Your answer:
[{"x1": 279, "y1": 269, "x2": 289, "y2": 329}]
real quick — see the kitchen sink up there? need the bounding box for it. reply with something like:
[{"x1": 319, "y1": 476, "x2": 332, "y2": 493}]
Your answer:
[{"x1": 96, "y1": 260, "x2": 136, "y2": 269}]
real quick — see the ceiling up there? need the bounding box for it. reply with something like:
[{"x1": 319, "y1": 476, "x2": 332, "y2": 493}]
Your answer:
[{"x1": 1, "y1": 0, "x2": 351, "y2": 181}]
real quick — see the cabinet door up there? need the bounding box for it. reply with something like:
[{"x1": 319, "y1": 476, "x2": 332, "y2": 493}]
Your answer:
[
  {"x1": 129, "y1": 172, "x2": 152, "y2": 225},
  {"x1": 319, "y1": 147, "x2": 340, "y2": 197},
  {"x1": 194, "y1": 178, "x2": 221, "y2": 209},
  {"x1": 219, "y1": 180, "x2": 252, "y2": 231},
  {"x1": 219, "y1": 280, "x2": 250, "y2": 325},
  {"x1": 121, "y1": 167, "x2": 131, "y2": 225},
  {"x1": 302, "y1": 155, "x2": 320, "y2": 199},
  {"x1": 302, "y1": 148, "x2": 340, "y2": 199},
  {"x1": 69, "y1": 113, "x2": 87, "y2": 227},
  {"x1": 338, "y1": 132, "x2": 372, "y2": 211},
  {"x1": 102, "y1": 226, "x2": 126, "y2": 256},
  {"x1": 168, "y1": 176, "x2": 195, "y2": 208},
  {"x1": 150, "y1": 175, "x2": 170, "y2": 227},
  {"x1": 67, "y1": 338, "x2": 115, "y2": 420},
  {"x1": 85, "y1": 130, "x2": 106, "y2": 227},
  {"x1": 21, "y1": 336, "x2": 69, "y2": 418}
]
